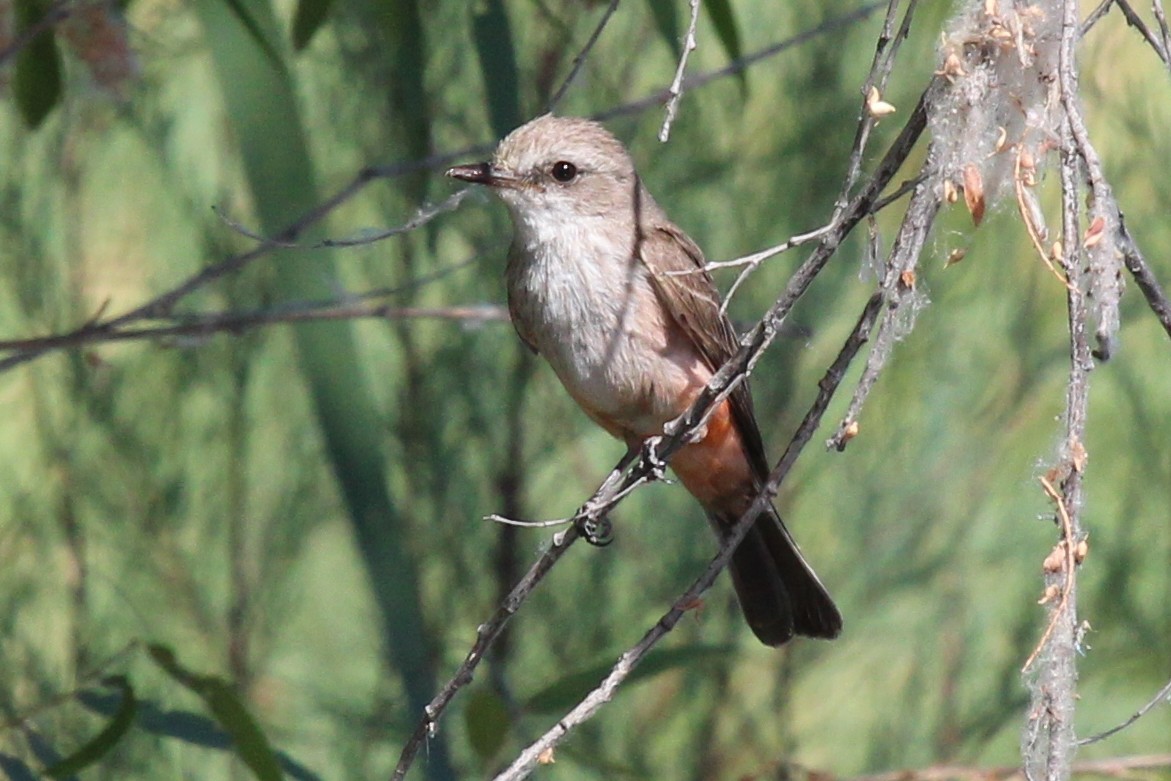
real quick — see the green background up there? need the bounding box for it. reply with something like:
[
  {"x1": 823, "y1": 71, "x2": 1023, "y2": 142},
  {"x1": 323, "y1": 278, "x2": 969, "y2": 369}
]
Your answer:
[{"x1": 0, "y1": 0, "x2": 1168, "y2": 778}]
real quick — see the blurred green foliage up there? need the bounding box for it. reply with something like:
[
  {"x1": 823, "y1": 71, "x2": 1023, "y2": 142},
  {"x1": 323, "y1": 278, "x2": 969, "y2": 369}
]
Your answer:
[{"x1": 0, "y1": 0, "x2": 1169, "y2": 779}]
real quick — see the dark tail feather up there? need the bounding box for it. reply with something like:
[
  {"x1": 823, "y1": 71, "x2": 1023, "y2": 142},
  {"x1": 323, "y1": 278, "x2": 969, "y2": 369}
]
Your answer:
[{"x1": 717, "y1": 506, "x2": 842, "y2": 646}]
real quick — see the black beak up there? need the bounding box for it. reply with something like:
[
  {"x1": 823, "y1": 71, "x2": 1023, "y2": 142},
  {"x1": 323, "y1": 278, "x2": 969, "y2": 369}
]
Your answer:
[{"x1": 445, "y1": 162, "x2": 515, "y2": 187}]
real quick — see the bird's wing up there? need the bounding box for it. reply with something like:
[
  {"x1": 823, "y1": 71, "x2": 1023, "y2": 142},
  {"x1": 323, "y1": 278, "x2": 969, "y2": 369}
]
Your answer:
[
  {"x1": 505, "y1": 244, "x2": 540, "y2": 355},
  {"x1": 640, "y1": 220, "x2": 771, "y2": 479}
]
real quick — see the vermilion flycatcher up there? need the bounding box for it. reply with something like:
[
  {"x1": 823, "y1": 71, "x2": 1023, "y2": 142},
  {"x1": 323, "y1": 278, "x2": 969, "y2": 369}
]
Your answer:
[{"x1": 447, "y1": 115, "x2": 841, "y2": 646}]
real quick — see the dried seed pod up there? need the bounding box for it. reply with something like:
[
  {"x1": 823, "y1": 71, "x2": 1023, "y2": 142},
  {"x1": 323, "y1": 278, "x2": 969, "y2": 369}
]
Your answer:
[
  {"x1": 1083, "y1": 215, "x2": 1106, "y2": 248},
  {"x1": 944, "y1": 178, "x2": 959, "y2": 204},
  {"x1": 1042, "y1": 544, "x2": 1065, "y2": 573},
  {"x1": 962, "y1": 163, "x2": 986, "y2": 226},
  {"x1": 866, "y1": 86, "x2": 897, "y2": 117}
]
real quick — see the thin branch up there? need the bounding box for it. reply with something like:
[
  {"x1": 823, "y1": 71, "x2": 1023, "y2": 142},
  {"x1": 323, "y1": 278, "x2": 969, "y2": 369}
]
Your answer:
[
  {"x1": 1113, "y1": 0, "x2": 1171, "y2": 65},
  {"x1": 835, "y1": 0, "x2": 921, "y2": 219},
  {"x1": 0, "y1": 304, "x2": 508, "y2": 354},
  {"x1": 389, "y1": 447, "x2": 644, "y2": 781},
  {"x1": 658, "y1": 0, "x2": 701, "y2": 143},
  {"x1": 1155, "y1": 0, "x2": 1171, "y2": 63},
  {"x1": 0, "y1": 186, "x2": 471, "y2": 371},
  {"x1": 213, "y1": 189, "x2": 472, "y2": 250},
  {"x1": 1117, "y1": 219, "x2": 1171, "y2": 340},
  {"x1": 594, "y1": 2, "x2": 889, "y2": 124},
  {"x1": 390, "y1": 526, "x2": 582, "y2": 781},
  {"x1": 826, "y1": 160, "x2": 939, "y2": 451},
  {"x1": 841, "y1": 754, "x2": 1171, "y2": 781},
  {"x1": 1079, "y1": 0, "x2": 1116, "y2": 37},
  {"x1": 1077, "y1": 677, "x2": 1171, "y2": 746},
  {"x1": 546, "y1": 0, "x2": 621, "y2": 111}
]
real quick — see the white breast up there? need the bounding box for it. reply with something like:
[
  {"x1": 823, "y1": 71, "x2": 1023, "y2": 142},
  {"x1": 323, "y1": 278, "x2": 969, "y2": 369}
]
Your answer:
[{"x1": 506, "y1": 211, "x2": 704, "y2": 436}]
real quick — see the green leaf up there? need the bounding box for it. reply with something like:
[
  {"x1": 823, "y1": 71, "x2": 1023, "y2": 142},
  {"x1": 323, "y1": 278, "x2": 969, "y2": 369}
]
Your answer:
[
  {"x1": 463, "y1": 687, "x2": 510, "y2": 762},
  {"x1": 645, "y1": 0, "x2": 682, "y2": 58},
  {"x1": 77, "y1": 692, "x2": 324, "y2": 780},
  {"x1": 471, "y1": 0, "x2": 521, "y2": 139},
  {"x1": 148, "y1": 645, "x2": 283, "y2": 781},
  {"x1": 524, "y1": 645, "x2": 734, "y2": 714},
  {"x1": 45, "y1": 677, "x2": 137, "y2": 779},
  {"x1": 12, "y1": 0, "x2": 62, "y2": 128},
  {"x1": 378, "y1": 0, "x2": 431, "y2": 200},
  {"x1": 0, "y1": 751, "x2": 38, "y2": 781},
  {"x1": 291, "y1": 0, "x2": 335, "y2": 50},
  {"x1": 217, "y1": 0, "x2": 285, "y2": 70},
  {"x1": 701, "y1": 0, "x2": 745, "y2": 90}
]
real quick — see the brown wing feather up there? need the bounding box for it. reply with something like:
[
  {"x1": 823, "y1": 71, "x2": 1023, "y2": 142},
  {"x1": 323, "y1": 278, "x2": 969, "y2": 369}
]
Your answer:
[{"x1": 639, "y1": 221, "x2": 771, "y2": 479}]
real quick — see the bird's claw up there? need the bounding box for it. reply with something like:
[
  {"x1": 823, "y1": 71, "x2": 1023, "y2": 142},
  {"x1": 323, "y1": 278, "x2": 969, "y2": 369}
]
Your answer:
[{"x1": 575, "y1": 511, "x2": 614, "y2": 547}]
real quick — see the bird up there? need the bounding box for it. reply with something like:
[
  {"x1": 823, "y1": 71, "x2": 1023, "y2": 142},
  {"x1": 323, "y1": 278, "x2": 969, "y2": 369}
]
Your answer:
[{"x1": 446, "y1": 115, "x2": 841, "y2": 646}]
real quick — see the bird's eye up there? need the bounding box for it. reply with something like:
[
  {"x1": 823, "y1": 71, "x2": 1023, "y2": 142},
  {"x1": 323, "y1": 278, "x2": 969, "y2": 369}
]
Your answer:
[{"x1": 551, "y1": 161, "x2": 578, "y2": 183}]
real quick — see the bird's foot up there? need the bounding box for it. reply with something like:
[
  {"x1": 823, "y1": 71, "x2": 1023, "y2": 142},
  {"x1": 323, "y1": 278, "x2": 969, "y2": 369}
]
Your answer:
[{"x1": 575, "y1": 509, "x2": 614, "y2": 547}]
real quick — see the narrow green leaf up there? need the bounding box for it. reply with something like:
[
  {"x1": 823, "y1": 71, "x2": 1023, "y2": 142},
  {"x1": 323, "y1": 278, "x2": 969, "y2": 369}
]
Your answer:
[
  {"x1": 379, "y1": 0, "x2": 430, "y2": 199},
  {"x1": 645, "y1": 0, "x2": 682, "y2": 58},
  {"x1": 77, "y1": 692, "x2": 324, "y2": 781},
  {"x1": 701, "y1": 0, "x2": 746, "y2": 89},
  {"x1": 148, "y1": 645, "x2": 283, "y2": 781},
  {"x1": 12, "y1": 0, "x2": 62, "y2": 128},
  {"x1": 217, "y1": 0, "x2": 285, "y2": 70},
  {"x1": 291, "y1": 0, "x2": 335, "y2": 50},
  {"x1": 45, "y1": 678, "x2": 137, "y2": 779},
  {"x1": 524, "y1": 645, "x2": 734, "y2": 714},
  {"x1": 464, "y1": 687, "x2": 510, "y2": 761},
  {"x1": 0, "y1": 751, "x2": 38, "y2": 781},
  {"x1": 202, "y1": 681, "x2": 284, "y2": 781},
  {"x1": 471, "y1": 0, "x2": 521, "y2": 139}
]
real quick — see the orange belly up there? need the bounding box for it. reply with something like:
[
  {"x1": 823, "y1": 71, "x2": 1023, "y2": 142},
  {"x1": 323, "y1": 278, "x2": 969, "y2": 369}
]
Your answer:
[{"x1": 658, "y1": 398, "x2": 756, "y2": 514}]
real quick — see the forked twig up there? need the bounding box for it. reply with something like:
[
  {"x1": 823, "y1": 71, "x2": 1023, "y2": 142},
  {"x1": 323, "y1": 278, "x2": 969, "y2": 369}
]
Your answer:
[{"x1": 658, "y1": 0, "x2": 701, "y2": 142}]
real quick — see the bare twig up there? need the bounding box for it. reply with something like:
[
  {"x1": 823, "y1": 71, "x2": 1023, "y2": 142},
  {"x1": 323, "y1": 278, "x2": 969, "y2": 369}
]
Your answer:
[
  {"x1": 1155, "y1": 0, "x2": 1171, "y2": 62},
  {"x1": 1117, "y1": 219, "x2": 1171, "y2": 340},
  {"x1": 0, "y1": 304, "x2": 508, "y2": 355},
  {"x1": 546, "y1": 0, "x2": 621, "y2": 111},
  {"x1": 0, "y1": 190, "x2": 481, "y2": 370},
  {"x1": 390, "y1": 447, "x2": 645, "y2": 780},
  {"x1": 1079, "y1": 0, "x2": 1116, "y2": 37},
  {"x1": 658, "y1": 0, "x2": 701, "y2": 143},
  {"x1": 390, "y1": 524, "x2": 582, "y2": 781},
  {"x1": 216, "y1": 189, "x2": 472, "y2": 249},
  {"x1": 1077, "y1": 677, "x2": 1171, "y2": 746},
  {"x1": 827, "y1": 160, "x2": 939, "y2": 451},
  {"x1": 1112, "y1": 0, "x2": 1171, "y2": 65},
  {"x1": 840, "y1": 754, "x2": 1171, "y2": 781},
  {"x1": 594, "y1": 2, "x2": 888, "y2": 124},
  {"x1": 835, "y1": 0, "x2": 921, "y2": 219}
]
